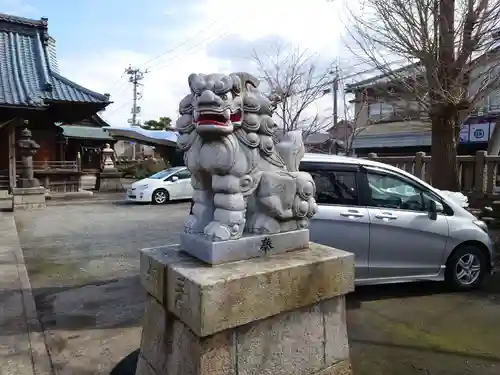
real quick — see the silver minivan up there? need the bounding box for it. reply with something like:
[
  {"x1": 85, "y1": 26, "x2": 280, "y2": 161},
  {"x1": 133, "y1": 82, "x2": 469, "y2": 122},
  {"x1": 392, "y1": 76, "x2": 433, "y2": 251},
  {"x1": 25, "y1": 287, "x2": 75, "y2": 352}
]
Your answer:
[{"x1": 300, "y1": 153, "x2": 495, "y2": 290}]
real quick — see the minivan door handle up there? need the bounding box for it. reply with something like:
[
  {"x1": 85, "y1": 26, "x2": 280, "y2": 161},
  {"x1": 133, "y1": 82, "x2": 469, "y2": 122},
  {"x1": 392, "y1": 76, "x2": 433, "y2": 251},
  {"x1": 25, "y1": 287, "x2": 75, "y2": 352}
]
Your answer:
[
  {"x1": 375, "y1": 212, "x2": 398, "y2": 220},
  {"x1": 340, "y1": 210, "x2": 365, "y2": 218}
]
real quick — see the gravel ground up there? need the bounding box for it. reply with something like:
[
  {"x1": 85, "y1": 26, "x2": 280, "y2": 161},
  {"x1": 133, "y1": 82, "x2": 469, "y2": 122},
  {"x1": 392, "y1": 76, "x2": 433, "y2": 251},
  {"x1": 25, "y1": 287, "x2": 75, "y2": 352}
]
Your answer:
[
  {"x1": 14, "y1": 202, "x2": 500, "y2": 375},
  {"x1": 15, "y1": 201, "x2": 189, "y2": 375}
]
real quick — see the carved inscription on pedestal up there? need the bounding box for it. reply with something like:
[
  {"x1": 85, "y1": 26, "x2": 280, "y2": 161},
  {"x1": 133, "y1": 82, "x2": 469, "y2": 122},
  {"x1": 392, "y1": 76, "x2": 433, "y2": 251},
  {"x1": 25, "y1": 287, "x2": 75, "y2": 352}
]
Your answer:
[
  {"x1": 174, "y1": 275, "x2": 186, "y2": 309},
  {"x1": 141, "y1": 256, "x2": 166, "y2": 303},
  {"x1": 260, "y1": 237, "x2": 274, "y2": 256},
  {"x1": 144, "y1": 258, "x2": 158, "y2": 283}
]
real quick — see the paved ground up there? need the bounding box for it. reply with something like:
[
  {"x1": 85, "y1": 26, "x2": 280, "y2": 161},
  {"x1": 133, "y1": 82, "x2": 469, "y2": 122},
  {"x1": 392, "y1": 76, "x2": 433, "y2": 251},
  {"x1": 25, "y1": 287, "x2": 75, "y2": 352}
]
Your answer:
[
  {"x1": 14, "y1": 201, "x2": 189, "y2": 375},
  {"x1": 348, "y1": 278, "x2": 500, "y2": 374},
  {"x1": 0, "y1": 212, "x2": 51, "y2": 375},
  {"x1": 13, "y1": 201, "x2": 500, "y2": 375},
  {"x1": 0, "y1": 213, "x2": 33, "y2": 374}
]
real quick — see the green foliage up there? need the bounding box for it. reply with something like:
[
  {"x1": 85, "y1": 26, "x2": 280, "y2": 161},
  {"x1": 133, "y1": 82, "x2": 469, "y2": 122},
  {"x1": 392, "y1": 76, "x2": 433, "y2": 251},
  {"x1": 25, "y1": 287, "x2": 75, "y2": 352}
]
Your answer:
[
  {"x1": 117, "y1": 159, "x2": 167, "y2": 179},
  {"x1": 142, "y1": 116, "x2": 173, "y2": 131}
]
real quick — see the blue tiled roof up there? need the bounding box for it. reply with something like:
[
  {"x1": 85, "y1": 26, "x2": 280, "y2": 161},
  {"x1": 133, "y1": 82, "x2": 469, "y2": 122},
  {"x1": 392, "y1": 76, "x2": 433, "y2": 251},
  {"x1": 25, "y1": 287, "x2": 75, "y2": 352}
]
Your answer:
[
  {"x1": 59, "y1": 125, "x2": 113, "y2": 140},
  {"x1": 0, "y1": 13, "x2": 110, "y2": 107},
  {"x1": 106, "y1": 126, "x2": 179, "y2": 148}
]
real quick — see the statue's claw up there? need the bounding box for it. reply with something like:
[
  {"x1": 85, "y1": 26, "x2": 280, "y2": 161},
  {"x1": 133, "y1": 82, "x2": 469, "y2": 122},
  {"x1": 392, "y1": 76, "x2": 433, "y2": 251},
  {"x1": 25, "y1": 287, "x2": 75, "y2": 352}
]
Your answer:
[
  {"x1": 204, "y1": 221, "x2": 241, "y2": 240},
  {"x1": 184, "y1": 214, "x2": 205, "y2": 234},
  {"x1": 247, "y1": 213, "x2": 281, "y2": 235}
]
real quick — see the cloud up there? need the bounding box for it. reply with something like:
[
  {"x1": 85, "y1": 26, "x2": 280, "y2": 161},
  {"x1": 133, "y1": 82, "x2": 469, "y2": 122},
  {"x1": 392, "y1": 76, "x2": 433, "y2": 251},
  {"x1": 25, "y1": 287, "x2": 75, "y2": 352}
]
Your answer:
[
  {"x1": 56, "y1": 0, "x2": 349, "y2": 129},
  {"x1": 1, "y1": 0, "x2": 37, "y2": 15}
]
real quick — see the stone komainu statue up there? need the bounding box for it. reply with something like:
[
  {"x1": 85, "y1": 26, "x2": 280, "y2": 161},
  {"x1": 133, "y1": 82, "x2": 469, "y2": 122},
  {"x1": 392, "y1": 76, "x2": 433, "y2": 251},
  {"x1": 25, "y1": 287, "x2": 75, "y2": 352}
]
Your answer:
[{"x1": 176, "y1": 72, "x2": 318, "y2": 241}]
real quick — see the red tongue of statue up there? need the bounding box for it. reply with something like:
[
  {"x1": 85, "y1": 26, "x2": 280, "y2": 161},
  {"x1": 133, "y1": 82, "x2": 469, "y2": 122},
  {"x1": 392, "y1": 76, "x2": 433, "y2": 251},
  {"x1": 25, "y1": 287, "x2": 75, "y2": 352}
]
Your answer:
[
  {"x1": 199, "y1": 120, "x2": 226, "y2": 125},
  {"x1": 230, "y1": 113, "x2": 242, "y2": 122}
]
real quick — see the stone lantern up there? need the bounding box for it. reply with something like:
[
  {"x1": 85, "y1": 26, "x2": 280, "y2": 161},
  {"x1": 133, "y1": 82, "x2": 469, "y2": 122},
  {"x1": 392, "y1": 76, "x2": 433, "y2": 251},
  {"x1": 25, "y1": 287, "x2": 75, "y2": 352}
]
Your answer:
[
  {"x1": 95, "y1": 143, "x2": 124, "y2": 192},
  {"x1": 12, "y1": 125, "x2": 46, "y2": 210},
  {"x1": 17, "y1": 128, "x2": 40, "y2": 188},
  {"x1": 101, "y1": 143, "x2": 117, "y2": 171}
]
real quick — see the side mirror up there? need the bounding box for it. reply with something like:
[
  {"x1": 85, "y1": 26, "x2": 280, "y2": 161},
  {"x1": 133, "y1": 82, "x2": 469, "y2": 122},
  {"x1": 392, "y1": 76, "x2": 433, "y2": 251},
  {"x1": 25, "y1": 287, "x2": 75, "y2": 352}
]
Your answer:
[
  {"x1": 428, "y1": 200, "x2": 444, "y2": 220},
  {"x1": 171, "y1": 176, "x2": 179, "y2": 182}
]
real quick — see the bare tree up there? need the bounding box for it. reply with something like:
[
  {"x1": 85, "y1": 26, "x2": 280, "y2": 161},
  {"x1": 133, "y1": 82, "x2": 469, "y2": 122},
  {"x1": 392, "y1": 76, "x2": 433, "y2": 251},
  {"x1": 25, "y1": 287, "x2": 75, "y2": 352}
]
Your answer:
[
  {"x1": 346, "y1": 0, "x2": 500, "y2": 190},
  {"x1": 252, "y1": 42, "x2": 336, "y2": 138},
  {"x1": 303, "y1": 89, "x2": 372, "y2": 155}
]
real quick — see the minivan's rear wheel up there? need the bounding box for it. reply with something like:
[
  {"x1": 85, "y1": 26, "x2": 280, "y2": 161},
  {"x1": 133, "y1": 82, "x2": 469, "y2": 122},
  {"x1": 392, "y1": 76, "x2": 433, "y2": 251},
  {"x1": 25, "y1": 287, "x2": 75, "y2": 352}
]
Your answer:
[
  {"x1": 152, "y1": 189, "x2": 169, "y2": 205},
  {"x1": 445, "y1": 246, "x2": 487, "y2": 290}
]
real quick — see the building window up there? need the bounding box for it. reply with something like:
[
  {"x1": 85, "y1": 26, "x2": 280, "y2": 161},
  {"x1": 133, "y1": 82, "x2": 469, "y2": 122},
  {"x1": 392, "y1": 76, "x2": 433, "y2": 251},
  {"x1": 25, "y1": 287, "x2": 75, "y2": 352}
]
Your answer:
[
  {"x1": 488, "y1": 90, "x2": 500, "y2": 112},
  {"x1": 368, "y1": 101, "x2": 394, "y2": 121},
  {"x1": 485, "y1": 65, "x2": 500, "y2": 112}
]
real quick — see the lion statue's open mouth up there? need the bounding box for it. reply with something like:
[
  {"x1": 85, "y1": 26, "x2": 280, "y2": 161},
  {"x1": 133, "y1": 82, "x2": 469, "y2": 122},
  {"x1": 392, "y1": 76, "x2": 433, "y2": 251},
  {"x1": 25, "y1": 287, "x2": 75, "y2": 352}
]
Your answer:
[{"x1": 196, "y1": 109, "x2": 242, "y2": 127}]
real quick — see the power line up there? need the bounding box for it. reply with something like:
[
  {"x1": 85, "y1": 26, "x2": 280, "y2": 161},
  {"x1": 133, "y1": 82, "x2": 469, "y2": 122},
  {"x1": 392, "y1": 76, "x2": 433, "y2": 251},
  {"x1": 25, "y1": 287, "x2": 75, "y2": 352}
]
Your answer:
[
  {"x1": 104, "y1": 22, "x2": 234, "y2": 128},
  {"x1": 309, "y1": 59, "x2": 411, "y2": 94},
  {"x1": 140, "y1": 19, "x2": 221, "y2": 70},
  {"x1": 104, "y1": 100, "x2": 132, "y2": 117},
  {"x1": 146, "y1": 22, "x2": 235, "y2": 73}
]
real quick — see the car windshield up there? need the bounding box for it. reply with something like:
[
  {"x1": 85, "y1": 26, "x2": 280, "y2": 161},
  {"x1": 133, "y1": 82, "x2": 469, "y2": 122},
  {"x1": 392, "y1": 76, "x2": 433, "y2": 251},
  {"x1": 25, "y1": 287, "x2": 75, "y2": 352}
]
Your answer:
[{"x1": 149, "y1": 168, "x2": 182, "y2": 179}]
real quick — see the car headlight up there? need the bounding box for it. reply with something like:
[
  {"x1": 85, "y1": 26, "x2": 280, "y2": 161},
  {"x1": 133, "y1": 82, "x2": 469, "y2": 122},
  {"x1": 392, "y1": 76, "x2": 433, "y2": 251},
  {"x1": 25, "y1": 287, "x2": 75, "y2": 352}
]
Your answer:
[
  {"x1": 138, "y1": 184, "x2": 149, "y2": 189},
  {"x1": 473, "y1": 220, "x2": 488, "y2": 233}
]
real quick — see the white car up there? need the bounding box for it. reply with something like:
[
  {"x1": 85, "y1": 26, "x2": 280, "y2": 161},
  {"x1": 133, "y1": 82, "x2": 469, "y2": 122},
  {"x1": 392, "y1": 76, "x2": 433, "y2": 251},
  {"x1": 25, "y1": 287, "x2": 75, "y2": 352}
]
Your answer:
[{"x1": 126, "y1": 167, "x2": 194, "y2": 204}]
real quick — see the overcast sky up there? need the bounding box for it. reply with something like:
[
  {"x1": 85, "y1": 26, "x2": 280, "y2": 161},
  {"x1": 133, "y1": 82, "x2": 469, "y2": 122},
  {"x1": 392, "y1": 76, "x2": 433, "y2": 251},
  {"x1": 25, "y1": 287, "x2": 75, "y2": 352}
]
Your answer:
[{"x1": 2, "y1": 0, "x2": 356, "y2": 128}]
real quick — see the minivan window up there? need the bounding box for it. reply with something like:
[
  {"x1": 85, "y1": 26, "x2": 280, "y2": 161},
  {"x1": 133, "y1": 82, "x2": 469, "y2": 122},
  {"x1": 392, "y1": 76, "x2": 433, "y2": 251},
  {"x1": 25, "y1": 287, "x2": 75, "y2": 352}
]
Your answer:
[
  {"x1": 309, "y1": 170, "x2": 358, "y2": 206},
  {"x1": 366, "y1": 172, "x2": 434, "y2": 211}
]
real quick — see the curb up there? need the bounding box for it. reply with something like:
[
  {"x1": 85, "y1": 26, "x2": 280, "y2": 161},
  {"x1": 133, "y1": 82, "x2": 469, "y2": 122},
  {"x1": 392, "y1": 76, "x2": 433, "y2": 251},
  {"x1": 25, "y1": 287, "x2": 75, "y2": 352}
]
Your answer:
[
  {"x1": 46, "y1": 198, "x2": 125, "y2": 206},
  {"x1": 2, "y1": 213, "x2": 53, "y2": 375},
  {"x1": 46, "y1": 194, "x2": 126, "y2": 206}
]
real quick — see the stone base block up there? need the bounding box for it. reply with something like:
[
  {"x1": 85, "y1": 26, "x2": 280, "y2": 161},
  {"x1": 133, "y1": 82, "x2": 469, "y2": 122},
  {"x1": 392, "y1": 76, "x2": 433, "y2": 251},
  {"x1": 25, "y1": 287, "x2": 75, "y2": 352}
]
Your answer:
[
  {"x1": 12, "y1": 187, "x2": 46, "y2": 211},
  {"x1": 96, "y1": 172, "x2": 124, "y2": 192},
  {"x1": 18, "y1": 178, "x2": 40, "y2": 188},
  {"x1": 180, "y1": 229, "x2": 310, "y2": 265},
  {"x1": 136, "y1": 242, "x2": 355, "y2": 375}
]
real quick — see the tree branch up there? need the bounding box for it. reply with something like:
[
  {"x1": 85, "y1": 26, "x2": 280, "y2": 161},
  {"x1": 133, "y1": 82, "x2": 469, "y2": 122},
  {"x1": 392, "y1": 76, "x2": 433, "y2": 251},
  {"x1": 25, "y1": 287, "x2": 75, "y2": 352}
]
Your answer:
[{"x1": 251, "y1": 42, "x2": 335, "y2": 136}]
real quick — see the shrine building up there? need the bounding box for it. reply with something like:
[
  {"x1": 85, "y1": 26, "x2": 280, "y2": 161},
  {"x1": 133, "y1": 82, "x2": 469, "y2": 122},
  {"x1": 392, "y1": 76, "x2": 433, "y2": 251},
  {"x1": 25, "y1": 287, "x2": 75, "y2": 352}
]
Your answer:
[{"x1": 0, "y1": 13, "x2": 112, "y2": 195}]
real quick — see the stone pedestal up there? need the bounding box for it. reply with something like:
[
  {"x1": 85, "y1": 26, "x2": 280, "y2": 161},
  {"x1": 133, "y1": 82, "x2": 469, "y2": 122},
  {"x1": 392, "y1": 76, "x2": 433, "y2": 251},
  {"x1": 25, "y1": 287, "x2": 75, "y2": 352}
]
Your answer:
[
  {"x1": 96, "y1": 171, "x2": 124, "y2": 192},
  {"x1": 136, "y1": 243, "x2": 354, "y2": 375},
  {"x1": 18, "y1": 177, "x2": 40, "y2": 188},
  {"x1": 180, "y1": 229, "x2": 310, "y2": 265},
  {"x1": 12, "y1": 187, "x2": 46, "y2": 211}
]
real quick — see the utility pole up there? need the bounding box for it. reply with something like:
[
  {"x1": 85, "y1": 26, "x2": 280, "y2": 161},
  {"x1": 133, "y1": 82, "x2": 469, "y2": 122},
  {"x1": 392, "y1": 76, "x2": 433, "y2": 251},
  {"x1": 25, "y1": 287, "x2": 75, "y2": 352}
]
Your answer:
[
  {"x1": 329, "y1": 66, "x2": 345, "y2": 155},
  {"x1": 332, "y1": 66, "x2": 339, "y2": 129},
  {"x1": 328, "y1": 66, "x2": 339, "y2": 129},
  {"x1": 124, "y1": 65, "x2": 148, "y2": 159}
]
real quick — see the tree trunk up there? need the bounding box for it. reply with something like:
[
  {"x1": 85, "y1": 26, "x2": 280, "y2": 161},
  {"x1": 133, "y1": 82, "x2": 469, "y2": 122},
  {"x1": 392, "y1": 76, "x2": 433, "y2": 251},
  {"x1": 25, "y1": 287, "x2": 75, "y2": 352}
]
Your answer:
[{"x1": 431, "y1": 114, "x2": 460, "y2": 191}]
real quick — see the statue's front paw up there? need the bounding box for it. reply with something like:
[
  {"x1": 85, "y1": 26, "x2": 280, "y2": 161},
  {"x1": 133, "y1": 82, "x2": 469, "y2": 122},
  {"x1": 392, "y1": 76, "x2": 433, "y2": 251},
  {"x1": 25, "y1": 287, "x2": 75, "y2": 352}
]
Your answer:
[
  {"x1": 184, "y1": 214, "x2": 204, "y2": 234},
  {"x1": 204, "y1": 221, "x2": 242, "y2": 240},
  {"x1": 248, "y1": 213, "x2": 280, "y2": 235}
]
